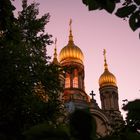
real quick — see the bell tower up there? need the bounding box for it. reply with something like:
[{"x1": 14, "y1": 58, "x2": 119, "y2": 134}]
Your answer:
[{"x1": 59, "y1": 19, "x2": 89, "y2": 111}]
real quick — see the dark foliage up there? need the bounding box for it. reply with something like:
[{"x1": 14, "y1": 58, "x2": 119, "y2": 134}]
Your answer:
[
  {"x1": 123, "y1": 99, "x2": 140, "y2": 131},
  {"x1": 69, "y1": 109, "x2": 97, "y2": 140},
  {"x1": 23, "y1": 123, "x2": 70, "y2": 140}
]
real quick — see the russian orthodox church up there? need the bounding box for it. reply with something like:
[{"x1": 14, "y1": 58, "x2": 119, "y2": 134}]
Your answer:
[{"x1": 52, "y1": 20, "x2": 123, "y2": 137}]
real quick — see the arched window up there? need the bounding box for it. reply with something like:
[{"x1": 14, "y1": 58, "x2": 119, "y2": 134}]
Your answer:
[
  {"x1": 65, "y1": 73, "x2": 70, "y2": 88},
  {"x1": 73, "y1": 69, "x2": 78, "y2": 88}
]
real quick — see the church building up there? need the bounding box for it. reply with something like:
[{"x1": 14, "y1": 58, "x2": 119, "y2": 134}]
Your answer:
[{"x1": 52, "y1": 20, "x2": 123, "y2": 137}]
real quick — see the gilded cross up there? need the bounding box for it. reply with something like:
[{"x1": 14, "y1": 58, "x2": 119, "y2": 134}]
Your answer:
[
  {"x1": 55, "y1": 38, "x2": 57, "y2": 45},
  {"x1": 69, "y1": 18, "x2": 72, "y2": 30},
  {"x1": 103, "y1": 49, "x2": 106, "y2": 61}
]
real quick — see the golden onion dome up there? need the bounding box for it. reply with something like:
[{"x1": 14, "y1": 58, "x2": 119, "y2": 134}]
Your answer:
[
  {"x1": 59, "y1": 19, "x2": 84, "y2": 64},
  {"x1": 99, "y1": 69, "x2": 117, "y2": 87},
  {"x1": 99, "y1": 49, "x2": 117, "y2": 87},
  {"x1": 59, "y1": 43, "x2": 84, "y2": 64}
]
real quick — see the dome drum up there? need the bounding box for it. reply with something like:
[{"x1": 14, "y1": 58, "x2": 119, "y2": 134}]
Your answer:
[
  {"x1": 60, "y1": 57, "x2": 83, "y2": 65},
  {"x1": 99, "y1": 86, "x2": 118, "y2": 95},
  {"x1": 61, "y1": 60, "x2": 84, "y2": 70}
]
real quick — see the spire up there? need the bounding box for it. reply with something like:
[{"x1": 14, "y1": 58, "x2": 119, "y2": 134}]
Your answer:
[
  {"x1": 54, "y1": 38, "x2": 57, "y2": 59},
  {"x1": 69, "y1": 18, "x2": 74, "y2": 43},
  {"x1": 53, "y1": 38, "x2": 59, "y2": 64},
  {"x1": 103, "y1": 49, "x2": 108, "y2": 70}
]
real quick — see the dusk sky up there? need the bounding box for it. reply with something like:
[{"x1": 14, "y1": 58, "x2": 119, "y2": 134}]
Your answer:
[{"x1": 13, "y1": 0, "x2": 140, "y2": 117}]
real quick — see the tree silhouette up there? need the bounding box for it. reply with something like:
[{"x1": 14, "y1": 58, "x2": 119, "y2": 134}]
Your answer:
[
  {"x1": 69, "y1": 109, "x2": 97, "y2": 140},
  {"x1": 123, "y1": 99, "x2": 140, "y2": 132},
  {"x1": 0, "y1": 0, "x2": 62, "y2": 139}
]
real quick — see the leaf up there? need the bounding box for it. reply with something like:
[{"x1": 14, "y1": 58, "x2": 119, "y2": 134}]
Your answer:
[
  {"x1": 82, "y1": 0, "x2": 88, "y2": 5},
  {"x1": 134, "y1": 0, "x2": 140, "y2": 5},
  {"x1": 104, "y1": 0, "x2": 116, "y2": 13},
  {"x1": 115, "y1": 4, "x2": 137, "y2": 18},
  {"x1": 88, "y1": 0, "x2": 100, "y2": 11},
  {"x1": 129, "y1": 10, "x2": 140, "y2": 31}
]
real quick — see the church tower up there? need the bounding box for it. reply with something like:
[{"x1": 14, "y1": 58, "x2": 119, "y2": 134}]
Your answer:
[
  {"x1": 99, "y1": 49, "x2": 119, "y2": 111},
  {"x1": 56, "y1": 21, "x2": 123, "y2": 136},
  {"x1": 59, "y1": 19, "x2": 89, "y2": 111},
  {"x1": 99, "y1": 49, "x2": 123, "y2": 129}
]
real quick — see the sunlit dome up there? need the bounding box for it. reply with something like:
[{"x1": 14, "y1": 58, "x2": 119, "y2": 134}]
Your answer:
[
  {"x1": 99, "y1": 70, "x2": 117, "y2": 87},
  {"x1": 59, "y1": 43, "x2": 84, "y2": 64},
  {"x1": 99, "y1": 49, "x2": 117, "y2": 88},
  {"x1": 59, "y1": 19, "x2": 84, "y2": 64}
]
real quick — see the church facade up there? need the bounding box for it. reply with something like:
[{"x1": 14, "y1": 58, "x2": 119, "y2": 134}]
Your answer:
[{"x1": 53, "y1": 20, "x2": 123, "y2": 137}]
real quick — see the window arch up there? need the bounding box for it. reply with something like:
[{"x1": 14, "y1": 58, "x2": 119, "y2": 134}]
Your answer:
[
  {"x1": 73, "y1": 69, "x2": 78, "y2": 88},
  {"x1": 65, "y1": 73, "x2": 70, "y2": 88}
]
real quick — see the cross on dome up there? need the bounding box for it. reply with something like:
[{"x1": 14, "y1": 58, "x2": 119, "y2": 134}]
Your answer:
[
  {"x1": 69, "y1": 18, "x2": 73, "y2": 43},
  {"x1": 103, "y1": 49, "x2": 108, "y2": 70}
]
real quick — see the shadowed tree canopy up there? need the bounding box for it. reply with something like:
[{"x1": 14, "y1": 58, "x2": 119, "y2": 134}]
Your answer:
[
  {"x1": 0, "y1": 0, "x2": 15, "y2": 31},
  {"x1": 122, "y1": 99, "x2": 140, "y2": 132}
]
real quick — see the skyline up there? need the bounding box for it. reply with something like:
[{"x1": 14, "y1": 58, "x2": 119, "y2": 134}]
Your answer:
[{"x1": 13, "y1": 0, "x2": 140, "y2": 117}]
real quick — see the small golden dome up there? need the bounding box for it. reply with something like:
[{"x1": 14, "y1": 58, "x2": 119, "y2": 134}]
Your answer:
[
  {"x1": 99, "y1": 69, "x2": 117, "y2": 87},
  {"x1": 99, "y1": 49, "x2": 117, "y2": 87},
  {"x1": 59, "y1": 19, "x2": 84, "y2": 64}
]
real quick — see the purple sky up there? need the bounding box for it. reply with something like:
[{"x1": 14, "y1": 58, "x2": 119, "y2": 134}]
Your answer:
[{"x1": 13, "y1": 0, "x2": 140, "y2": 118}]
